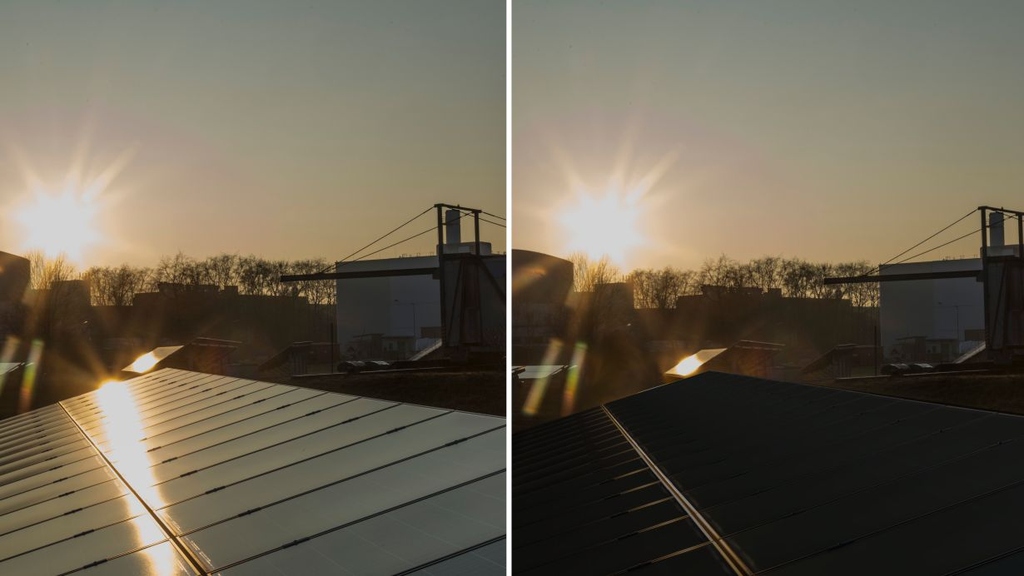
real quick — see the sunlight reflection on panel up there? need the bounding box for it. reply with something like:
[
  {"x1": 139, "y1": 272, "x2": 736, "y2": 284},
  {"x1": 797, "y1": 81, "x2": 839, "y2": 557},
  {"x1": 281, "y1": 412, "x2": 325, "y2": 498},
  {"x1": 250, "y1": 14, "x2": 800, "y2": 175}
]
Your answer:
[
  {"x1": 522, "y1": 338, "x2": 563, "y2": 416},
  {"x1": 95, "y1": 380, "x2": 166, "y2": 510},
  {"x1": 128, "y1": 352, "x2": 160, "y2": 374},
  {"x1": 665, "y1": 348, "x2": 726, "y2": 380},
  {"x1": 671, "y1": 354, "x2": 704, "y2": 377},
  {"x1": 561, "y1": 341, "x2": 587, "y2": 417},
  {"x1": 137, "y1": 539, "x2": 182, "y2": 576}
]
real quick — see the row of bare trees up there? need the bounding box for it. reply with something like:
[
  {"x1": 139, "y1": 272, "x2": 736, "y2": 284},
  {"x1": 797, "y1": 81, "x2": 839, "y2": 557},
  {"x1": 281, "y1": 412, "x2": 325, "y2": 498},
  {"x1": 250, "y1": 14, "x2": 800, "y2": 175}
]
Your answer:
[
  {"x1": 27, "y1": 252, "x2": 337, "y2": 307},
  {"x1": 570, "y1": 253, "x2": 880, "y2": 309}
]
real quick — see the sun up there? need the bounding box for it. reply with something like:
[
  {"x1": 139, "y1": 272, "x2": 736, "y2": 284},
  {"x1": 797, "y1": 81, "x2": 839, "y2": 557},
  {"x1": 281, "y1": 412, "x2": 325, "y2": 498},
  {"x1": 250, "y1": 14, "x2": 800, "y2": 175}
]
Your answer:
[
  {"x1": 559, "y1": 185, "x2": 645, "y2": 266},
  {"x1": 14, "y1": 185, "x2": 102, "y2": 264}
]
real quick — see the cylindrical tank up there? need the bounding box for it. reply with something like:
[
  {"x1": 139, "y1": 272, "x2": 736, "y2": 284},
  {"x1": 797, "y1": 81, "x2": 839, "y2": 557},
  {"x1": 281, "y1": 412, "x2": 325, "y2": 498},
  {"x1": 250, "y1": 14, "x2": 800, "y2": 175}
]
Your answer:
[
  {"x1": 990, "y1": 211, "x2": 1005, "y2": 248},
  {"x1": 445, "y1": 209, "x2": 462, "y2": 245}
]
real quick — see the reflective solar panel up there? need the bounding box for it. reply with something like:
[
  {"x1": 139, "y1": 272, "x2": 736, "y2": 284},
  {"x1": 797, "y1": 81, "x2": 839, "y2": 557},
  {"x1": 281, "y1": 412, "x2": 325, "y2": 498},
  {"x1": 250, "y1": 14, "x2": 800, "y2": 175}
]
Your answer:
[{"x1": 0, "y1": 368, "x2": 506, "y2": 575}]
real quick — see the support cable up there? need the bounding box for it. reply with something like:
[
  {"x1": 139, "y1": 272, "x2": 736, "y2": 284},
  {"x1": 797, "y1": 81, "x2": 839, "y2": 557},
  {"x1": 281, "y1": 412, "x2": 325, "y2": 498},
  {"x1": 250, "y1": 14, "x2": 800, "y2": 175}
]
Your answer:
[
  {"x1": 313, "y1": 206, "x2": 433, "y2": 275},
  {"x1": 892, "y1": 229, "x2": 980, "y2": 266},
  {"x1": 352, "y1": 211, "x2": 474, "y2": 263},
  {"x1": 478, "y1": 217, "x2": 506, "y2": 229},
  {"x1": 878, "y1": 208, "x2": 977, "y2": 270}
]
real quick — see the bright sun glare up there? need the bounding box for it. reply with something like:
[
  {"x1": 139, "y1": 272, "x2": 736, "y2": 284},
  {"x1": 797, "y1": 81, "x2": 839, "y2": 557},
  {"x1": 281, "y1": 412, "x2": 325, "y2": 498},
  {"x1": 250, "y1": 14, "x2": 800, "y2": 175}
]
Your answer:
[
  {"x1": 15, "y1": 186, "x2": 101, "y2": 264},
  {"x1": 559, "y1": 186, "x2": 645, "y2": 266}
]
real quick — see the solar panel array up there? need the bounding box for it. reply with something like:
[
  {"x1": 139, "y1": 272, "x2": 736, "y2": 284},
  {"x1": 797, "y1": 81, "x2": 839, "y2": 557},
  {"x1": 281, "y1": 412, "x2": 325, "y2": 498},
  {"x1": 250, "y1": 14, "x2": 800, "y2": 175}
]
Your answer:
[
  {"x1": 514, "y1": 371, "x2": 1024, "y2": 575},
  {"x1": 0, "y1": 368, "x2": 506, "y2": 575}
]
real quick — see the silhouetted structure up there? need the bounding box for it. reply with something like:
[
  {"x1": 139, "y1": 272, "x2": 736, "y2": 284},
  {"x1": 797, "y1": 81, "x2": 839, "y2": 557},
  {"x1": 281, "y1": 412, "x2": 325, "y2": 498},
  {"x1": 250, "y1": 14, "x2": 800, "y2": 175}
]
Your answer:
[
  {"x1": 639, "y1": 285, "x2": 878, "y2": 371},
  {"x1": 511, "y1": 249, "x2": 573, "y2": 360},
  {"x1": 121, "y1": 337, "x2": 239, "y2": 376},
  {"x1": 131, "y1": 283, "x2": 328, "y2": 362},
  {"x1": 879, "y1": 259, "x2": 985, "y2": 363}
]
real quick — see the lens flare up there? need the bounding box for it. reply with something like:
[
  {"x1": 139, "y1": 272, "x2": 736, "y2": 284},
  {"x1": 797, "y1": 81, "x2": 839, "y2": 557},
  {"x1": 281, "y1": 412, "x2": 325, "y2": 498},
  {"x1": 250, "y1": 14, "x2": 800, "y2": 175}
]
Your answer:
[
  {"x1": 560, "y1": 341, "x2": 588, "y2": 417},
  {"x1": 522, "y1": 339, "x2": 564, "y2": 417},
  {"x1": 18, "y1": 339, "x2": 45, "y2": 413}
]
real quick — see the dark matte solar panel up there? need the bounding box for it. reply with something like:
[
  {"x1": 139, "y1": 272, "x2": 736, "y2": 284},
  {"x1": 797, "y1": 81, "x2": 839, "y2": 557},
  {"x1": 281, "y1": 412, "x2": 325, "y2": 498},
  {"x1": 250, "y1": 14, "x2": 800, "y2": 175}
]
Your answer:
[
  {"x1": 515, "y1": 371, "x2": 1024, "y2": 574},
  {"x1": 514, "y1": 498, "x2": 687, "y2": 572},
  {"x1": 0, "y1": 368, "x2": 505, "y2": 575},
  {"x1": 956, "y1": 549, "x2": 1024, "y2": 575},
  {"x1": 625, "y1": 544, "x2": 735, "y2": 575},
  {"x1": 611, "y1": 372, "x2": 1024, "y2": 574},
  {"x1": 512, "y1": 407, "x2": 726, "y2": 575},
  {"x1": 517, "y1": 517, "x2": 709, "y2": 576}
]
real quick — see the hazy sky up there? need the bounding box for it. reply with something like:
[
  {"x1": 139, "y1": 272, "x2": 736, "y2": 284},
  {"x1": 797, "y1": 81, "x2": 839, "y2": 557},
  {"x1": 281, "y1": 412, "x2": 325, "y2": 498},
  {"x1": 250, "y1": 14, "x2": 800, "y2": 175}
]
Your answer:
[
  {"x1": 513, "y1": 1, "x2": 1024, "y2": 272},
  {"x1": 0, "y1": 0, "x2": 505, "y2": 267}
]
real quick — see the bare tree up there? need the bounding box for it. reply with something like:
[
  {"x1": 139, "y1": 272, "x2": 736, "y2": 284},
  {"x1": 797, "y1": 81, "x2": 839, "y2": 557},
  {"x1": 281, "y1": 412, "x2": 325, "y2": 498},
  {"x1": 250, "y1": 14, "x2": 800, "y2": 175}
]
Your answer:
[
  {"x1": 780, "y1": 258, "x2": 813, "y2": 298},
  {"x1": 725, "y1": 262, "x2": 754, "y2": 290},
  {"x1": 806, "y1": 262, "x2": 838, "y2": 299},
  {"x1": 85, "y1": 265, "x2": 152, "y2": 306},
  {"x1": 834, "y1": 261, "x2": 879, "y2": 307},
  {"x1": 748, "y1": 256, "x2": 784, "y2": 293},
  {"x1": 698, "y1": 254, "x2": 738, "y2": 288},
  {"x1": 290, "y1": 258, "x2": 336, "y2": 306},
  {"x1": 236, "y1": 255, "x2": 288, "y2": 296},
  {"x1": 24, "y1": 252, "x2": 87, "y2": 339},
  {"x1": 568, "y1": 252, "x2": 621, "y2": 293},
  {"x1": 624, "y1": 255, "x2": 877, "y2": 307},
  {"x1": 27, "y1": 251, "x2": 79, "y2": 290},
  {"x1": 154, "y1": 252, "x2": 194, "y2": 286},
  {"x1": 203, "y1": 253, "x2": 239, "y2": 289},
  {"x1": 629, "y1": 267, "x2": 687, "y2": 309}
]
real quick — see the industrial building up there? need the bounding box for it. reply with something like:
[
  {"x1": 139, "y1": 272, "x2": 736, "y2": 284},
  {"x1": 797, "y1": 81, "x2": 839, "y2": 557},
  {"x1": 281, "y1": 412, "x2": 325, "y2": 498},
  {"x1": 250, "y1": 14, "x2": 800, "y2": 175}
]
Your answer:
[
  {"x1": 334, "y1": 208, "x2": 505, "y2": 361},
  {"x1": 878, "y1": 209, "x2": 1022, "y2": 363},
  {"x1": 879, "y1": 258, "x2": 985, "y2": 361}
]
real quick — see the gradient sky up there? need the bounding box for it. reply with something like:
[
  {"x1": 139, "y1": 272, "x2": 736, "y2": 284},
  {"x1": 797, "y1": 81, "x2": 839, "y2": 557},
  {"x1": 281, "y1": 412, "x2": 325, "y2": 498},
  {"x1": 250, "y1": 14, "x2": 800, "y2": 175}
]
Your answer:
[
  {"x1": 0, "y1": 0, "x2": 505, "y2": 267},
  {"x1": 513, "y1": 1, "x2": 1024, "y2": 272}
]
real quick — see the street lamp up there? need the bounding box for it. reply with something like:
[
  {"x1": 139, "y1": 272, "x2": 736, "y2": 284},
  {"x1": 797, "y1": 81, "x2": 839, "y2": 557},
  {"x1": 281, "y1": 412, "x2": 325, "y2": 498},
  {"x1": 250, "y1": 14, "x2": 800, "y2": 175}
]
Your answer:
[
  {"x1": 394, "y1": 299, "x2": 417, "y2": 340},
  {"x1": 936, "y1": 301, "x2": 961, "y2": 343}
]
